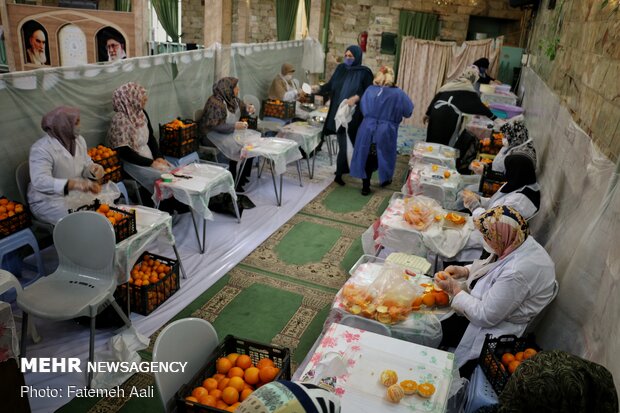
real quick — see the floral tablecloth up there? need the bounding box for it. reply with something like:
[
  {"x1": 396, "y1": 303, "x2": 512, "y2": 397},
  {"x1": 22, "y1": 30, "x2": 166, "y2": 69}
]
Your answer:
[{"x1": 296, "y1": 323, "x2": 454, "y2": 413}]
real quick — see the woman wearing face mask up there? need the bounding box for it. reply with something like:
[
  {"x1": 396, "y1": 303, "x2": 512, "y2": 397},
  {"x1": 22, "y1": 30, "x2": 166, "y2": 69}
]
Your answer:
[
  {"x1": 311, "y1": 45, "x2": 373, "y2": 186},
  {"x1": 28, "y1": 106, "x2": 103, "y2": 225},
  {"x1": 268, "y1": 63, "x2": 301, "y2": 102},
  {"x1": 199, "y1": 77, "x2": 256, "y2": 192},
  {"x1": 491, "y1": 118, "x2": 536, "y2": 174},
  {"x1": 434, "y1": 206, "x2": 556, "y2": 378}
]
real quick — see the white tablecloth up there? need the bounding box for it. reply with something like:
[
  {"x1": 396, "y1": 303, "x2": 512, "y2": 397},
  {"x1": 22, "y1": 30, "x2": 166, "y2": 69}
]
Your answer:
[
  {"x1": 114, "y1": 205, "x2": 175, "y2": 284},
  {"x1": 240, "y1": 137, "x2": 302, "y2": 175},
  {"x1": 411, "y1": 142, "x2": 458, "y2": 169},
  {"x1": 296, "y1": 323, "x2": 454, "y2": 413},
  {"x1": 153, "y1": 163, "x2": 236, "y2": 221},
  {"x1": 363, "y1": 195, "x2": 473, "y2": 259},
  {"x1": 277, "y1": 122, "x2": 322, "y2": 154}
]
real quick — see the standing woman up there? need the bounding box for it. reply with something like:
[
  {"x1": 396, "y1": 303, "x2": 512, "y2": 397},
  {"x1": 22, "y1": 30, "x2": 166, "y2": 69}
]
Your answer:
[
  {"x1": 28, "y1": 106, "x2": 103, "y2": 225},
  {"x1": 312, "y1": 45, "x2": 373, "y2": 186},
  {"x1": 350, "y1": 66, "x2": 413, "y2": 195}
]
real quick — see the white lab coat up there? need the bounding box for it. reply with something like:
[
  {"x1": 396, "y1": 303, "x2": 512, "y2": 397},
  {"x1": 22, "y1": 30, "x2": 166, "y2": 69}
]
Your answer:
[
  {"x1": 451, "y1": 236, "x2": 556, "y2": 367},
  {"x1": 28, "y1": 134, "x2": 96, "y2": 225},
  {"x1": 472, "y1": 182, "x2": 539, "y2": 220}
]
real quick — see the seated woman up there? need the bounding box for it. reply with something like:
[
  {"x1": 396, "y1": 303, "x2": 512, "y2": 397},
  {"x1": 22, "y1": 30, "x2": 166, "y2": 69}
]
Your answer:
[
  {"x1": 107, "y1": 82, "x2": 171, "y2": 193},
  {"x1": 199, "y1": 77, "x2": 255, "y2": 192},
  {"x1": 434, "y1": 206, "x2": 556, "y2": 378},
  {"x1": 28, "y1": 106, "x2": 103, "y2": 225},
  {"x1": 350, "y1": 66, "x2": 413, "y2": 195},
  {"x1": 491, "y1": 118, "x2": 536, "y2": 174},
  {"x1": 424, "y1": 66, "x2": 497, "y2": 147},
  {"x1": 268, "y1": 63, "x2": 301, "y2": 102},
  {"x1": 462, "y1": 153, "x2": 540, "y2": 220}
]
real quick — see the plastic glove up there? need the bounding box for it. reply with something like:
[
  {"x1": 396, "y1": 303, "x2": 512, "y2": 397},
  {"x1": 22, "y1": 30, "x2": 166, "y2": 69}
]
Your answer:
[
  {"x1": 235, "y1": 121, "x2": 248, "y2": 130},
  {"x1": 68, "y1": 178, "x2": 101, "y2": 194},
  {"x1": 311, "y1": 85, "x2": 321, "y2": 94},
  {"x1": 89, "y1": 163, "x2": 105, "y2": 180},
  {"x1": 434, "y1": 275, "x2": 462, "y2": 296},
  {"x1": 470, "y1": 161, "x2": 484, "y2": 175},
  {"x1": 462, "y1": 189, "x2": 481, "y2": 211},
  {"x1": 151, "y1": 158, "x2": 170, "y2": 172},
  {"x1": 444, "y1": 265, "x2": 469, "y2": 280}
]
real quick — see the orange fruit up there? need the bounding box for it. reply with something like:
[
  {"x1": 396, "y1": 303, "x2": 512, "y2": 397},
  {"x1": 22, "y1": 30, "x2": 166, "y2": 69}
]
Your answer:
[
  {"x1": 259, "y1": 366, "x2": 279, "y2": 383},
  {"x1": 185, "y1": 395, "x2": 198, "y2": 403},
  {"x1": 221, "y1": 386, "x2": 239, "y2": 405},
  {"x1": 227, "y1": 366, "x2": 244, "y2": 378},
  {"x1": 209, "y1": 388, "x2": 222, "y2": 399},
  {"x1": 380, "y1": 370, "x2": 398, "y2": 387},
  {"x1": 244, "y1": 367, "x2": 260, "y2": 385},
  {"x1": 227, "y1": 353, "x2": 240, "y2": 365},
  {"x1": 99, "y1": 204, "x2": 110, "y2": 213},
  {"x1": 433, "y1": 291, "x2": 450, "y2": 306},
  {"x1": 217, "y1": 357, "x2": 233, "y2": 374},
  {"x1": 213, "y1": 373, "x2": 225, "y2": 382},
  {"x1": 256, "y1": 358, "x2": 274, "y2": 370},
  {"x1": 197, "y1": 394, "x2": 216, "y2": 407},
  {"x1": 411, "y1": 296, "x2": 423, "y2": 310},
  {"x1": 216, "y1": 400, "x2": 229, "y2": 409},
  {"x1": 417, "y1": 382, "x2": 436, "y2": 398},
  {"x1": 217, "y1": 378, "x2": 231, "y2": 391},
  {"x1": 226, "y1": 404, "x2": 240, "y2": 412},
  {"x1": 236, "y1": 354, "x2": 252, "y2": 369},
  {"x1": 422, "y1": 293, "x2": 435, "y2": 308},
  {"x1": 501, "y1": 353, "x2": 515, "y2": 367},
  {"x1": 524, "y1": 348, "x2": 538, "y2": 360},
  {"x1": 108, "y1": 217, "x2": 116, "y2": 226},
  {"x1": 228, "y1": 376, "x2": 245, "y2": 392},
  {"x1": 240, "y1": 388, "x2": 253, "y2": 401},
  {"x1": 0, "y1": 199, "x2": 8, "y2": 205},
  {"x1": 508, "y1": 360, "x2": 521, "y2": 374},
  {"x1": 5, "y1": 203, "x2": 15, "y2": 212},
  {"x1": 386, "y1": 384, "x2": 405, "y2": 403},
  {"x1": 399, "y1": 380, "x2": 418, "y2": 395},
  {"x1": 515, "y1": 352, "x2": 525, "y2": 361},
  {"x1": 203, "y1": 378, "x2": 218, "y2": 391},
  {"x1": 0, "y1": 206, "x2": 6, "y2": 213},
  {"x1": 191, "y1": 386, "x2": 208, "y2": 399}
]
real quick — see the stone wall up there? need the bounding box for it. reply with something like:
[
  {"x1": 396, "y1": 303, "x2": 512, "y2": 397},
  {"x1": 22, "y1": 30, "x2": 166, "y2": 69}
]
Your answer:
[
  {"x1": 248, "y1": 0, "x2": 277, "y2": 43},
  {"x1": 181, "y1": 0, "x2": 204, "y2": 44},
  {"x1": 528, "y1": 0, "x2": 620, "y2": 161}
]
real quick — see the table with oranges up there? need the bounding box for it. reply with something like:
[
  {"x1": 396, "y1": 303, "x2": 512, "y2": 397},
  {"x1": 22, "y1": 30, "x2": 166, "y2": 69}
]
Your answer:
[{"x1": 295, "y1": 323, "x2": 454, "y2": 413}]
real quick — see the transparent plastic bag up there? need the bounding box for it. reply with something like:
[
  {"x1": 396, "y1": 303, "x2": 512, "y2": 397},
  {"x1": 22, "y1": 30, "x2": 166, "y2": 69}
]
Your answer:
[
  {"x1": 367, "y1": 264, "x2": 424, "y2": 325},
  {"x1": 402, "y1": 195, "x2": 442, "y2": 231},
  {"x1": 65, "y1": 182, "x2": 121, "y2": 210}
]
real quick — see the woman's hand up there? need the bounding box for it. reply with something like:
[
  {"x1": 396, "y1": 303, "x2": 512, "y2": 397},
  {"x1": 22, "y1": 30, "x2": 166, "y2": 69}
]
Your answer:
[
  {"x1": 151, "y1": 158, "x2": 170, "y2": 171},
  {"x1": 422, "y1": 115, "x2": 429, "y2": 124},
  {"x1": 235, "y1": 121, "x2": 248, "y2": 130},
  {"x1": 346, "y1": 95, "x2": 359, "y2": 106},
  {"x1": 462, "y1": 189, "x2": 481, "y2": 211},
  {"x1": 444, "y1": 265, "x2": 469, "y2": 279},
  {"x1": 89, "y1": 164, "x2": 105, "y2": 180},
  {"x1": 68, "y1": 178, "x2": 101, "y2": 194},
  {"x1": 434, "y1": 275, "x2": 462, "y2": 296}
]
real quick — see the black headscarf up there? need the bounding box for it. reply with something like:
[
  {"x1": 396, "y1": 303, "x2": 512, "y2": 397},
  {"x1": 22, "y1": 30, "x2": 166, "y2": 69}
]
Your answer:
[{"x1": 501, "y1": 154, "x2": 537, "y2": 193}]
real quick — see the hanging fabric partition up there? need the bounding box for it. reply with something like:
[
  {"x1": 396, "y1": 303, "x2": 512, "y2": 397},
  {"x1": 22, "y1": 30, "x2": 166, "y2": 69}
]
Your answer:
[
  {"x1": 397, "y1": 38, "x2": 452, "y2": 127},
  {"x1": 229, "y1": 40, "x2": 305, "y2": 102},
  {"x1": 397, "y1": 37, "x2": 503, "y2": 127},
  {"x1": 152, "y1": 0, "x2": 179, "y2": 42},
  {"x1": 0, "y1": 38, "x2": 7, "y2": 66},
  {"x1": 394, "y1": 11, "x2": 439, "y2": 78},
  {"x1": 0, "y1": 48, "x2": 216, "y2": 198},
  {"x1": 115, "y1": 0, "x2": 131, "y2": 12},
  {"x1": 276, "y1": 0, "x2": 300, "y2": 41}
]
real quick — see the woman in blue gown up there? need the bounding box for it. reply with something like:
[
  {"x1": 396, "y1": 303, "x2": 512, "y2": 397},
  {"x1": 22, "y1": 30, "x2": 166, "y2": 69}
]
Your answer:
[{"x1": 350, "y1": 66, "x2": 413, "y2": 195}]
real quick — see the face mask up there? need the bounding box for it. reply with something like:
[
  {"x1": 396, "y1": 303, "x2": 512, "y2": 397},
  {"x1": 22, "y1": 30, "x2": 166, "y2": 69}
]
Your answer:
[
  {"x1": 344, "y1": 57, "x2": 355, "y2": 66},
  {"x1": 284, "y1": 74, "x2": 293, "y2": 81},
  {"x1": 482, "y1": 239, "x2": 496, "y2": 255}
]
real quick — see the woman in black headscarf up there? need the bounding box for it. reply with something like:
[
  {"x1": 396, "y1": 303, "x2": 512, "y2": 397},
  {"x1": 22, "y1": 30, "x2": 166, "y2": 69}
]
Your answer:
[
  {"x1": 473, "y1": 57, "x2": 499, "y2": 86},
  {"x1": 312, "y1": 45, "x2": 373, "y2": 186}
]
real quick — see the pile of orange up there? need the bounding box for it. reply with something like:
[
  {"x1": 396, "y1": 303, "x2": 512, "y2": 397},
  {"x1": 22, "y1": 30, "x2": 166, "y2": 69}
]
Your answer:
[
  {"x1": 501, "y1": 348, "x2": 538, "y2": 374},
  {"x1": 95, "y1": 203, "x2": 128, "y2": 227},
  {"x1": 87, "y1": 145, "x2": 116, "y2": 162},
  {"x1": 411, "y1": 282, "x2": 450, "y2": 311},
  {"x1": 165, "y1": 119, "x2": 192, "y2": 130},
  {"x1": 0, "y1": 198, "x2": 25, "y2": 221},
  {"x1": 185, "y1": 353, "x2": 280, "y2": 412},
  {"x1": 129, "y1": 254, "x2": 171, "y2": 287}
]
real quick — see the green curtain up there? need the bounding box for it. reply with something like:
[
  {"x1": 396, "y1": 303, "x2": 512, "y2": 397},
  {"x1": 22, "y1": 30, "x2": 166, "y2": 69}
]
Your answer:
[
  {"x1": 395, "y1": 10, "x2": 439, "y2": 77},
  {"x1": 276, "y1": 0, "x2": 300, "y2": 41},
  {"x1": 0, "y1": 39, "x2": 7, "y2": 66},
  {"x1": 115, "y1": 0, "x2": 131, "y2": 12},
  {"x1": 152, "y1": 0, "x2": 180, "y2": 43},
  {"x1": 304, "y1": 0, "x2": 310, "y2": 26}
]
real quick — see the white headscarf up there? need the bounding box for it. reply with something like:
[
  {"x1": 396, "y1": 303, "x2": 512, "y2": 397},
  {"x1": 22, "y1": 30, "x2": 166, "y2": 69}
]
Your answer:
[{"x1": 438, "y1": 65, "x2": 480, "y2": 93}]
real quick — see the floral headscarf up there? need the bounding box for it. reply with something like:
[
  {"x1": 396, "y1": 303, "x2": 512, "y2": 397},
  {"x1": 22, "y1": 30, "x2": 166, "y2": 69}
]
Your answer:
[
  {"x1": 107, "y1": 82, "x2": 148, "y2": 149},
  {"x1": 236, "y1": 380, "x2": 341, "y2": 413},
  {"x1": 474, "y1": 206, "x2": 529, "y2": 259},
  {"x1": 41, "y1": 106, "x2": 80, "y2": 156},
  {"x1": 200, "y1": 77, "x2": 241, "y2": 130},
  {"x1": 438, "y1": 65, "x2": 480, "y2": 93},
  {"x1": 500, "y1": 119, "x2": 537, "y2": 166}
]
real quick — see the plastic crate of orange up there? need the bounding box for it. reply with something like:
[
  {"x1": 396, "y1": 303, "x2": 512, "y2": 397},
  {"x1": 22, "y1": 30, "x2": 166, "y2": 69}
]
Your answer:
[
  {"x1": 117, "y1": 252, "x2": 179, "y2": 315},
  {"x1": 479, "y1": 168, "x2": 506, "y2": 197},
  {"x1": 176, "y1": 335, "x2": 291, "y2": 412},
  {"x1": 73, "y1": 200, "x2": 136, "y2": 243},
  {"x1": 101, "y1": 165, "x2": 123, "y2": 184},
  {"x1": 261, "y1": 99, "x2": 296, "y2": 119},
  {"x1": 0, "y1": 197, "x2": 30, "y2": 239},
  {"x1": 479, "y1": 334, "x2": 541, "y2": 395},
  {"x1": 88, "y1": 145, "x2": 120, "y2": 169},
  {"x1": 478, "y1": 132, "x2": 504, "y2": 155},
  {"x1": 239, "y1": 116, "x2": 257, "y2": 130}
]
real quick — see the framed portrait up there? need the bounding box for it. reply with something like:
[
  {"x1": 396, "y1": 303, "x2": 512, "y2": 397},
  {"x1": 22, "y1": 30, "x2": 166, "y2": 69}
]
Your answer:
[
  {"x1": 96, "y1": 27, "x2": 127, "y2": 62},
  {"x1": 22, "y1": 20, "x2": 51, "y2": 66}
]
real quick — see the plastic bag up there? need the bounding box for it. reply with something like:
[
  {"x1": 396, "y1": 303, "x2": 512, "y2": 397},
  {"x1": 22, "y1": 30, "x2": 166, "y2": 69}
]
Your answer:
[
  {"x1": 402, "y1": 195, "x2": 441, "y2": 231},
  {"x1": 65, "y1": 181, "x2": 121, "y2": 210},
  {"x1": 368, "y1": 264, "x2": 423, "y2": 324}
]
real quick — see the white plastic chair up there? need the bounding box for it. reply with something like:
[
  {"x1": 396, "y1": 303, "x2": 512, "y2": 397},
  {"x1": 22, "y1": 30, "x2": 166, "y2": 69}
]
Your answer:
[
  {"x1": 17, "y1": 211, "x2": 132, "y2": 387},
  {"x1": 152, "y1": 317, "x2": 219, "y2": 412},
  {"x1": 339, "y1": 314, "x2": 392, "y2": 337},
  {"x1": 0, "y1": 269, "x2": 40, "y2": 347}
]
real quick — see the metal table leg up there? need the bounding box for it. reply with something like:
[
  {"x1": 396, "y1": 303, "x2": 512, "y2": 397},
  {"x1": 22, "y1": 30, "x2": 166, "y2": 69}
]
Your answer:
[
  {"x1": 269, "y1": 159, "x2": 282, "y2": 206},
  {"x1": 234, "y1": 158, "x2": 249, "y2": 191},
  {"x1": 189, "y1": 209, "x2": 205, "y2": 254},
  {"x1": 296, "y1": 160, "x2": 303, "y2": 187},
  {"x1": 172, "y1": 243, "x2": 187, "y2": 279},
  {"x1": 231, "y1": 191, "x2": 241, "y2": 223}
]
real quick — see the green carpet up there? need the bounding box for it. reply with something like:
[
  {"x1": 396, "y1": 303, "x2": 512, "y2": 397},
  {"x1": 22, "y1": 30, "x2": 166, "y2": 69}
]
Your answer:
[{"x1": 58, "y1": 157, "x2": 405, "y2": 412}]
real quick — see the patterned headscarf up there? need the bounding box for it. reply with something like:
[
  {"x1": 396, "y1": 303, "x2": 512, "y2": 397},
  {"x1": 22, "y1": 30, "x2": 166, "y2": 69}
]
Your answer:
[
  {"x1": 107, "y1": 82, "x2": 148, "y2": 149},
  {"x1": 41, "y1": 106, "x2": 80, "y2": 156},
  {"x1": 500, "y1": 119, "x2": 537, "y2": 166},
  {"x1": 474, "y1": 206, "x2": 529, "y2": 259},
  {"x1": 236, "y1": 381, "x2": 341, "y2": 413},
  {"x1": 499, "y1": 350, "x2": 619, "y2": 413},
  {"x1": 438, "y1": 65, "x2": 479, "y2": 93},
  {"x1": 201, "y1": 77, "x2": 241, "y2": 130}
]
